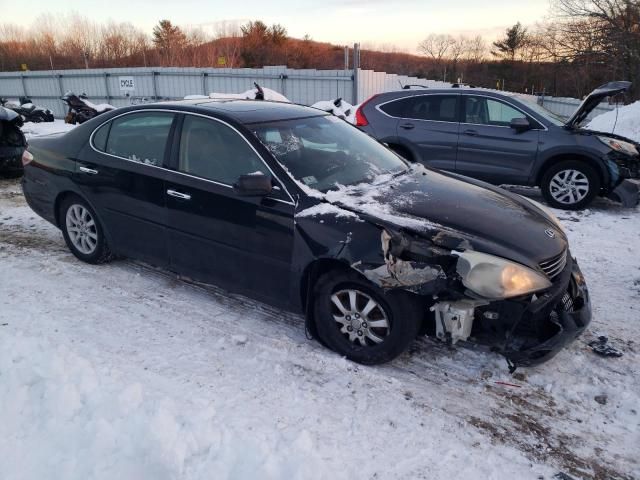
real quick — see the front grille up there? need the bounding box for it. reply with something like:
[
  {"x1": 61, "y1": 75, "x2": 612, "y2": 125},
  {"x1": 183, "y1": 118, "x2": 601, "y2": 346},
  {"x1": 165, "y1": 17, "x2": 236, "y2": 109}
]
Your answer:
[{"x1": 539, "y1": 250, "x2": 568, "y2": 280}]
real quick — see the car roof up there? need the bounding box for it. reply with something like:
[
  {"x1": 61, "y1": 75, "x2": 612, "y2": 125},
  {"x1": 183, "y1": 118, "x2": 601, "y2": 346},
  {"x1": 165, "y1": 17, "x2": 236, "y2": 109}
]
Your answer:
[
  {"x1": 155, "y1": 99, "x2": 328, "y2": 124},
  {"x1": 375, "y1": 88, "x2": 516, "y2": 99}
]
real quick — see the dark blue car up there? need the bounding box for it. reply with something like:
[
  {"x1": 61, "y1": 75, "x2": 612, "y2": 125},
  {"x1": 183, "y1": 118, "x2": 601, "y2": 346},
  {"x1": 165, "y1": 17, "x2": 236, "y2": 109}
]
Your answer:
[{"x1": 355, "y1": 82, "x2": 639, "y2": 210}]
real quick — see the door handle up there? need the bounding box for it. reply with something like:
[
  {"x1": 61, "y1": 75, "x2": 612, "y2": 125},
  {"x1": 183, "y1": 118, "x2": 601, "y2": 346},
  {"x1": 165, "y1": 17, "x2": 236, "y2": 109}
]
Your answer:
[
  {"x1": 166, "y1": 189, "x2": 191, "y2": 200},
  {"x1": 79, "y1": 166, "x2": 98, "y2": 175},
  {"x1": 399, "y1": 123, "x2": 415, "y2": 130},
  {"x1": 463, "y1": 129, "x2": 478, "y2": 136}
]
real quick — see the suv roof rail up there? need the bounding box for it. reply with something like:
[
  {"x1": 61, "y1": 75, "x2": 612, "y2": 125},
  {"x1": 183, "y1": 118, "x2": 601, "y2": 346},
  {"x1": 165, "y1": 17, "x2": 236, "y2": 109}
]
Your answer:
[{"x1": 401, "y1": 84, "x2": 429, "y2": 90}]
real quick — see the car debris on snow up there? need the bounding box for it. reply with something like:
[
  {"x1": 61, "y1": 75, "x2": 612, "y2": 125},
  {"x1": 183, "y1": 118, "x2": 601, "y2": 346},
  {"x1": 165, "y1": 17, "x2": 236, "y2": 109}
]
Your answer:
[{"x1": 588, "y1": 336, "x2": 624, "y2": 358}]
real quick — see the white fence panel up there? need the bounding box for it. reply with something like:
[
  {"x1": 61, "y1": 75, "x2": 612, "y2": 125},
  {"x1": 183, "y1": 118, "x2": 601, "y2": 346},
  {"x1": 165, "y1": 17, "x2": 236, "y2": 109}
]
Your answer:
[{"x1": 0, "y1": 66, "x2": 618, "y2": 120}]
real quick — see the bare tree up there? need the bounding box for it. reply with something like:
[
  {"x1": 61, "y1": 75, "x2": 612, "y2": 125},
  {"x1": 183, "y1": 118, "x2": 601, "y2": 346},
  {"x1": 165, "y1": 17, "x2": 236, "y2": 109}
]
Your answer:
[
  {"x1": 418, "y1": 34, "x2": 456, "y2": 66},
  {"x1": 553, "y1": 0, "x2": 640, "y2": 96},
  {"x1": 466, "y1": 36, "x2": 487, "y2": 63},
  {"x1": 214, "y1": 21, "x2": 242, "y2": 68}
]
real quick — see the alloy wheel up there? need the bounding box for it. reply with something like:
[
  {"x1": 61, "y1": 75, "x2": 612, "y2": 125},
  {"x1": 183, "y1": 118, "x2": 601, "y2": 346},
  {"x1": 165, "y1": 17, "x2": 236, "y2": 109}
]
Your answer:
[
  {"x1": 549, "y1": 169, "x2": 590, "y2": 205},
  {"x1": 330, "y1": 289, "x2": 390, "y2": 347},
  {"x1": 65, "y1": 204, "x2": 98, "y2": 255}
]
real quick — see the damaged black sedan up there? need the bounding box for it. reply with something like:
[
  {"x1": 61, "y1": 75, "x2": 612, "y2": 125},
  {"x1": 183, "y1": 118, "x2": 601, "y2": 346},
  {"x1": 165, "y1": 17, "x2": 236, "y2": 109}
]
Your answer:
[{"x1": 22, "y1": 99, "x2": 591, "y2": 368}]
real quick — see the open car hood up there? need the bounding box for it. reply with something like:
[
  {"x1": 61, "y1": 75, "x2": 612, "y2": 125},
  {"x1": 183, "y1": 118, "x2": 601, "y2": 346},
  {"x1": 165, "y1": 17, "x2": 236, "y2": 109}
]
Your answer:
[{"x1": 565, "y1": 81, "x2": 631, "y2": 128}]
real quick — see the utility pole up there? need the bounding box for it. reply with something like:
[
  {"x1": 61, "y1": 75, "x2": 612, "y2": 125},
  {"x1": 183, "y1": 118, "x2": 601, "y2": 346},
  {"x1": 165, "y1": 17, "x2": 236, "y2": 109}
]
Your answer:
[
  {"x1": 353, "y1": 43, "x2": 360, "y2": 105},
  {"x1": 344, "y1": 46, "x2": 349, "y2": 70}
]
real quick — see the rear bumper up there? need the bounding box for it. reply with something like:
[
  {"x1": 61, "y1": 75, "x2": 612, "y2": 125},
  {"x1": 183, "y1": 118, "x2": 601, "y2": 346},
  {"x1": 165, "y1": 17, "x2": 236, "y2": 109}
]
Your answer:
[{"x1": 499, "y1": 255, "x2": 591, "y2": 366}]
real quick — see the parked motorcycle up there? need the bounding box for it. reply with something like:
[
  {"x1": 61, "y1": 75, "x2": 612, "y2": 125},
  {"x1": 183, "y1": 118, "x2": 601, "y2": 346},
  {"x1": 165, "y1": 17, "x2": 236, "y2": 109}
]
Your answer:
[
  {"x1": 0, "y1": 106, "x2": 27, "y2": 177},
  {"x1": 0, "y1": 97, "x2": 54, "y2": 123},
  {"x1": 61, "y1": 92, "x2": 115, "y2": 125}
]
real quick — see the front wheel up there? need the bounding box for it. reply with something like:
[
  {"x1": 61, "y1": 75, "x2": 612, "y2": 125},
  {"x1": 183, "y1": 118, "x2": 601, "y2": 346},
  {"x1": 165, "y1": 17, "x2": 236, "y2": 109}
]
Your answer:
[
  {"x1": 540, "y1": 161, "x2": 600, "y2": 210},
  {"x1": 60, "y1": 196, "x2": 112, "y2": 264},
  {"x1": 313, "y1": 270, "x2": 423, "y2": 365}
]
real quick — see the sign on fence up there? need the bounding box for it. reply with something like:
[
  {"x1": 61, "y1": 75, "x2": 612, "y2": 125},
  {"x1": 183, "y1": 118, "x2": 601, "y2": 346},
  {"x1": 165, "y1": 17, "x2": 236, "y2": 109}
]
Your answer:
[{"x1": 118, "y1": 76, "x2": 135, "y2": 92}]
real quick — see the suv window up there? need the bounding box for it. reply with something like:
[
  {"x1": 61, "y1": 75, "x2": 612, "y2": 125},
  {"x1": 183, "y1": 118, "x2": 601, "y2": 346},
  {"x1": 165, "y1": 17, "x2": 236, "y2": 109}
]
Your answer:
[
  {"x1": 179, "y1": 115, "x2": 268, "y2": 185},
  {"x1": 380, "y1": 95, "x2": 458, "y2": 122},
  {"x1": 102, "y1": 112, "x2": 175, "y2": 166},
  {"x1": 464, "y1": 96, "x2": 525, "y2": 126}
]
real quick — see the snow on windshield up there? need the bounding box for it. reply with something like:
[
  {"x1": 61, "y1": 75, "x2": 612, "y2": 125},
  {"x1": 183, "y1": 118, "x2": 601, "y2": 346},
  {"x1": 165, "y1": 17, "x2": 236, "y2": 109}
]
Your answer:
[{"x1": 253, "y1": 115, "x2": 407, "y2": 192}]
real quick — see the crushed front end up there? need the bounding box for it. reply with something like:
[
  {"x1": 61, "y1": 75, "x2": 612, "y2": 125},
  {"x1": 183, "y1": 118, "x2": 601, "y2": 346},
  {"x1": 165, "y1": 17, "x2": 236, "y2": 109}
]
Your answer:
[
  {"x1": 602, "y1": 137, "x2": 640, "y2": 207},
  {"x1": 355, "y1": 227, "x2": 592, "y2": 369},
  {"x1": 471, "y1": 253, "x2": 591, "y2": 367}
]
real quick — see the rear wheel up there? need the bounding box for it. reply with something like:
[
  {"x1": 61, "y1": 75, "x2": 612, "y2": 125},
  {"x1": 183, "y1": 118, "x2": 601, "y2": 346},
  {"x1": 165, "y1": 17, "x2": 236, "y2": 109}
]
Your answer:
[
  {"x1": 540, "y1": 160, "x2": 600, "y2": 210},
  {"x1": 60, "y1": 196, "x2": 112, "y2": 264},
  {"x1": 313, "y1": 270, "x2": 422, "y2": 365}
]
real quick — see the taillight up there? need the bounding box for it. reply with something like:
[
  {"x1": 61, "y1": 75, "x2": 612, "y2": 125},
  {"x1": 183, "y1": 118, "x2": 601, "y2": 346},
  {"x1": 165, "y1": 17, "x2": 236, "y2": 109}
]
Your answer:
[
  {"x1": 354, "y1": 107, "x2": 368, "y2": 127},
  {"x1": 354, "y1": 94, "x2": 379, "y2": 127},
  {"x1": 21, "y1": 149, "x2": 33, "y2": 166}
]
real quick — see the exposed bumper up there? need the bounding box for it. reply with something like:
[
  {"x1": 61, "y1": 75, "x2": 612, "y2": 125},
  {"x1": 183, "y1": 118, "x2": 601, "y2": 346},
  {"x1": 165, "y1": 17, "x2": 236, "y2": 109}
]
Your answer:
[
  {"x1": 499, "y1": 255, "x2": 591, "y2": 366},
  {"x1": 608, "y1": 179, "x2": 640, "y2": 208}
]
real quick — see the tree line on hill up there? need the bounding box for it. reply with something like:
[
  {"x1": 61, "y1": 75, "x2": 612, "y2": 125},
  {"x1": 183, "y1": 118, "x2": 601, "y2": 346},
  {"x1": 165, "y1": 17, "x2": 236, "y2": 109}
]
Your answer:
[{"x1": 0, "y1": 0, "x2": 638, "y2": 100}]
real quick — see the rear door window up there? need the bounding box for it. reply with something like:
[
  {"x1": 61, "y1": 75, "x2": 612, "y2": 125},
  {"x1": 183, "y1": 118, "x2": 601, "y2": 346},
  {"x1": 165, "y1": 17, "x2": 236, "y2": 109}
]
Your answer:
[
  {"x1": 102, "y1": 112, "x2": 175, "y2": 166},
  {"x1": 382, "y1": 95, "x2": 459, "y2": 122}
]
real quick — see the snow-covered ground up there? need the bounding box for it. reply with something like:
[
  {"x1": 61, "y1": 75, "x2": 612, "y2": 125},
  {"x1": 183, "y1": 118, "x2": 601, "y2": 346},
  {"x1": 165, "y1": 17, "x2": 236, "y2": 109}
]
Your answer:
[{"x1": 2, "y1": 117, "x2": 639, "y2": 480}]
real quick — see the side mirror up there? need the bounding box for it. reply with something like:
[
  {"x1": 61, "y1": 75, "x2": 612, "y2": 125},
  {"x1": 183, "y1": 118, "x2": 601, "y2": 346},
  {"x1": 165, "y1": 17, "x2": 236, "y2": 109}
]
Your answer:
[
  {"x1": 510, "y1": 117, "x2": 531, "y2": 132},
  {"x1": 234, "y1": 173, "x2": 273, "y2": 196}
]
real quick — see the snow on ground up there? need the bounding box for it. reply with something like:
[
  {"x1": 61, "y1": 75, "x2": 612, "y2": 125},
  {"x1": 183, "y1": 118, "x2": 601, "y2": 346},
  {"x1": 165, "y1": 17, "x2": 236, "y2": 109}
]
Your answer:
[
  {"x1": 1, "y1": 177, "x2": 639, "y2": 480},
  {"x1": 3, "y1": 115, "x2": 640, "y2": 480},
  {"x1": 587, "y1": 101, "x2": 640, "y2": 143}
]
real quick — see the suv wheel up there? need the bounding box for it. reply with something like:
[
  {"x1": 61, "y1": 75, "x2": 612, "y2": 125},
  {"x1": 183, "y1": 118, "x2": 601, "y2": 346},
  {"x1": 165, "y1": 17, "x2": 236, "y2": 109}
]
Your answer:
[
  {"x1": 313, "y1": 270, "x2": 422, "y2": 365},
  {"x1": 60, "y1": 196, "x2": 112, "y2": 264},
  {"x1": 541, "y1": 161, "x2": 600, "y2": 210}
]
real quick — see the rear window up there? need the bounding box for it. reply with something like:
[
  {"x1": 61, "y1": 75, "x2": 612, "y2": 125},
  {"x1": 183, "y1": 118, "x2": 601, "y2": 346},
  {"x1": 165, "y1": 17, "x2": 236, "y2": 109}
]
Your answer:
[{"x1": 92, "y1": 123, "x2": 110, "y2": 151}]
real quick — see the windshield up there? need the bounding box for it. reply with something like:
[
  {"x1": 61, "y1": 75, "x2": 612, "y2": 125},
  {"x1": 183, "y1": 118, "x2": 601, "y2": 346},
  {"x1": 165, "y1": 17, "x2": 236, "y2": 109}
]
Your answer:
[
  {"x1": 514, "y1": 95, "x2": 567, "y2": 127},
  {"x1": 252, "y1": 115, "x2": 408, "y2": 192}
]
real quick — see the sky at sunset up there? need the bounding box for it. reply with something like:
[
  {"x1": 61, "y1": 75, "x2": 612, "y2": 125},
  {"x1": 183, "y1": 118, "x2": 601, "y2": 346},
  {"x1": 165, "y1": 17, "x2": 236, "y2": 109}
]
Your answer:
[{"x1": 2, "y1": 0, "x2": 551, "y2": 52}]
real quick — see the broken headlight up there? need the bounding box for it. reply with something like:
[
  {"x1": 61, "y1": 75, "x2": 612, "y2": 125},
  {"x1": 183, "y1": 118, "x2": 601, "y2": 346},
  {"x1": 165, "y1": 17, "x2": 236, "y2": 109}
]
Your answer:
[
  {"x1": 455, "y1": 251, "x2": 552, "y2": 300},
  {"x1": 597, "y1": 136, "x2": 639, "y2": 156}
]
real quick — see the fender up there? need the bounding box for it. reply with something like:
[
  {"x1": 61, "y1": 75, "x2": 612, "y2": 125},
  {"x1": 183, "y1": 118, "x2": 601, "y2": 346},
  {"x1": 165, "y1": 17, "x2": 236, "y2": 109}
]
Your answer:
[{"x1": 530, "y1": 147, "x2": 610, "y2": 188}]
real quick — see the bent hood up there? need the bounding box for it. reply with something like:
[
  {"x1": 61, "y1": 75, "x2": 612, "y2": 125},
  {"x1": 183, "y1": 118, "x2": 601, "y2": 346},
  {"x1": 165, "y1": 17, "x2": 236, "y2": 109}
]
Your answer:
[
  {"x1": 323, "y1": 168, "x2": 567, "y2": 269},
  {"x1": 565, "y1": 81, "x2": 631, "y2": 128}
]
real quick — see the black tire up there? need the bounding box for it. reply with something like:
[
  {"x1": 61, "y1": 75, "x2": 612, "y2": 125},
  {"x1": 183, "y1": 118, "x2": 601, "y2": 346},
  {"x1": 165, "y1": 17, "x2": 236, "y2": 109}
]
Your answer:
[
  {"x1": 540, "y1": 160, "x2": 600, "y2": 210},
  {"x1": 59, "y1": 196, "x2": 112, "y2": 264},
  {"x1": 313, "y1": 269, "x2": 423, "y2": 365}
]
